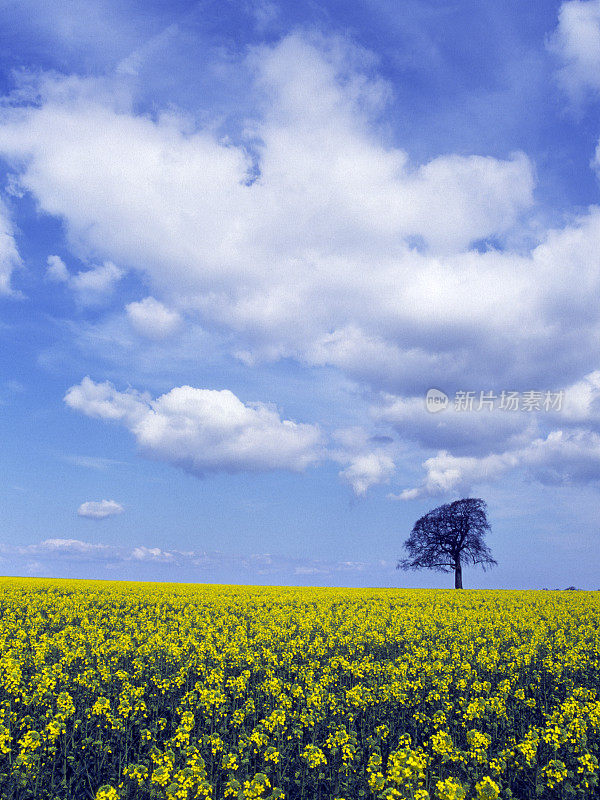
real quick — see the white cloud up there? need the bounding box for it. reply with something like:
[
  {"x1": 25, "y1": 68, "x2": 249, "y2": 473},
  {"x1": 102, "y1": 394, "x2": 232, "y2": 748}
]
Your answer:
[
  {"x1": 131, "y1": 545, "x2": 173, "y2": 561},
  {"x1": 0, "y1": 200, "x2": 22, "y2": 295},
  {"x1": 65, "y1": 378, "x2": 395, "y2": 493},
  {"x1": 17, "y1": 538, "x2": 116, "y2": 561},
  {"x1": 38, "y1": 537, "x2": 110, "y2": 552},
  {"x1": 294, "y1": 566, "x2": 331, "y2": 575},
  {"x1": 46, "y1": 254, "x2": 69, "y2": 282},
  {"x1": 339, "y1": 451, "x2": 395, "y2": 496},
  {"x1": 77, "y1": 499, "x2": 124, "y2": 519},
  {"x1": 559, "y1": 369, "x2": 600, "y2": 423},
  {"x1": 549, "y1": 0, "x2": 600, "y2": 105},
  {"x1": 593, "y1": 140, "x2": 600, "y2": 179},
  {"x1": 373, "y1": 392, "x2": 536, "y2": 456},
  {"x1": 0, "y1": 33, "x2": 542, "y2": 394},
  {"x1": 329, "y1": 426, "x2": 397, "y2": 495},
  {"x1": 393, "y1": 450, "x2": 515, "y2": 500},
  {"x1": 336, "y1": 560, "x2": 367, "y2": 571},
  {"x1": 45, "y1": 254, "x2": 124, "y2": 304},
  {"x1": 64, "y1": 376, "x2": 150, "y2": 424},
  {"x1": 382, "y1": 369, "x2": 600, "y2": 500},
  {"x1": 4, "y1": 29, "x2": 600, "y2": 506},
  {"x1": 0, "y1": 536, "x2": 395, "y2": 581},
  {"x1": 65, "y1": 377, "x2": 323, "y2": 476},
  {"x1": 1, "y1": 44, "x2": 589, "y2": 400},
  {"x1": 126, "y1": 296, "x2": 181, "y2": 339},
  {"x1": 62, "y1": 454, "x2": 126, "y2": 470},
  {"x1": 70, "y1": 261, "x2": 123, "y2": 304},
  {"x1": 374, "y1": 369, "x2": 600, "y2": 465},
  {"x1": 396, "y1": 428, "x2": 600, "y2": 500}
]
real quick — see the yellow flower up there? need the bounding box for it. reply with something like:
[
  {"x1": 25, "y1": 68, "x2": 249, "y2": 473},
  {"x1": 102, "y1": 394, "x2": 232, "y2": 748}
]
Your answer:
[
  {"x1": 435, "y1": 777, "x2": 466, "y2": 800},
  {"x1": 475, "y1": 776, "x2": 500, "y2": 800},
  {"x1": 95, "y1": 786, "x2": 119, "y2": 800}
]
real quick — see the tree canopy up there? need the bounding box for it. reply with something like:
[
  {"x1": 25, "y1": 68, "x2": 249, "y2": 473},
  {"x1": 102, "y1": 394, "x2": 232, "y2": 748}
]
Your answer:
[{"x1": 397, "y1": 497, "x2": 496, "y2": 588}]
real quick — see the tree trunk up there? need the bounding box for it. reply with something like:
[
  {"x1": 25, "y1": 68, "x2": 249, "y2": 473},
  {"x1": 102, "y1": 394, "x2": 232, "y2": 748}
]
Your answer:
[{"x1": 454, "y1": 559, "x2": 463, "y2": 589}]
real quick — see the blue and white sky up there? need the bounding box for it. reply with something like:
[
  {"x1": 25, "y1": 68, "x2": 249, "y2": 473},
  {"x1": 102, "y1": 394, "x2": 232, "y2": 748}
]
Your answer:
[{"x1": 1, "y1": 0, "x2": 600, "y2": 588}]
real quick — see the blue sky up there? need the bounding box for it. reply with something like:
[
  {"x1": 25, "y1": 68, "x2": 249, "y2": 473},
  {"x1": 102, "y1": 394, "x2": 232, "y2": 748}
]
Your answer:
[{"x1": 1, "y1": 0, "x2": 600, "y2": 588}]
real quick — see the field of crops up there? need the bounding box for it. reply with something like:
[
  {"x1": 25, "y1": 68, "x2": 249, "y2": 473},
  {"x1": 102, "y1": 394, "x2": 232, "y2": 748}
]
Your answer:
[{"x1": 0, "y1": 580, "x2": 599, "y2": 800}]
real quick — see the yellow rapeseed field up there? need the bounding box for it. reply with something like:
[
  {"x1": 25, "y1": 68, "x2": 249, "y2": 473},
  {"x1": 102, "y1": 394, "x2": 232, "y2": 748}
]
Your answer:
[{"x1": 0, "y1": 579, "x2": 599, "y2": 800}]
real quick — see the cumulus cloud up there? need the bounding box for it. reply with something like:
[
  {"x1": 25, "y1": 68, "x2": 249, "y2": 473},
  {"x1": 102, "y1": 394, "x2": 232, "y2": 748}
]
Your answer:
[
  {"x1": 393, "y1": 451, "x2": 516, "y2": 501},
  {"x1": 384, "y1": 370, "x2": 600, "y2": 499},
  {"x1": 328, "y1": 426, "x2": 398, "y2": 495},
  {"x1": 396, "y1": 429, "x2": 600, "y2": 500},
  {"x1": 549, "y1": 0, "x2": 600, "y2": 105},
  {"x1": 77, "y1": 499, "x2": 124, "y2": 519},
  {"x1": 339, "y1": 452, "x2": 396, "y2": 496},
  {"x1": 373, "y1": 392, "x2": 537, "y2": 456},
  {"x1": 125, "y1": 296, "x2": 181, "y2": 339},
  {"x1": 65, "y1": 376, "x2": 323, "y2": 476},
  {"x1": 64, "y1": 378, "x2": 397, "y2": 493},
  {"x1": 46, "y1": 255, "x2": 124, "y2": 304},
  {"x1": 0, "y1": 38, "x2": 594, "y2": 399},
  {"x1": 0, "y1": 33, "x2": 545, "y2": 396},
  {"x1": 70, "y1": 261, "x2": 124, "y2": 304},
  {"x1": 558, "y1": 370, "x2": 600, "y2": 424},
  {"x1": 374, "y1": 369, "x2": 600, "y2": 474},
  {"x1": 65, "y1": 376, "x2": 150, "y2": 423},
  {"x1": 4, "y1": 30, "x2": 600, "y2": 506}
]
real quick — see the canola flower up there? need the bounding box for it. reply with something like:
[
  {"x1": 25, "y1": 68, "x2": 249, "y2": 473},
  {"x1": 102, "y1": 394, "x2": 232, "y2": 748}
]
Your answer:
[{"x1": 0, "y1": 578, "x2": 599, "y2": 799}]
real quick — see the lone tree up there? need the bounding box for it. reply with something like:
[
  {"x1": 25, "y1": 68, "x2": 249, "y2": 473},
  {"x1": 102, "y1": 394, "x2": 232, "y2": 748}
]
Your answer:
[{"x1": 397, "y1": 498, "x2": 496, "y2": 589}]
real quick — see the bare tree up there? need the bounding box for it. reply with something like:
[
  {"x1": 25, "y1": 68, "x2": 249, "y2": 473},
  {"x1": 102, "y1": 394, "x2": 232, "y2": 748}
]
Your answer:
[{"x1": 397, "y1": 498, "x2": 496, "y2": 589}]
